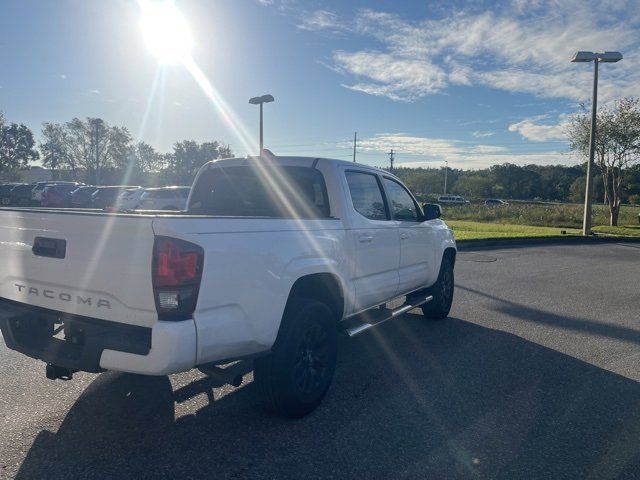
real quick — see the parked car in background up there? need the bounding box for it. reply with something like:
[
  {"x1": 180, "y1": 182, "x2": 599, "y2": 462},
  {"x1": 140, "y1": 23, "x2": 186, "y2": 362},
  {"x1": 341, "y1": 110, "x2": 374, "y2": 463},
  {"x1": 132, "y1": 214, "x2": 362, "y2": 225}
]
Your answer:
[
  {"x1": 8, "y1": 183, "x2": 37, "y2": 207},
  {"x1": 70, "y1": 186, "x2": 98, "y2": 208},
  {"x1": 41, "y1": 183, "x2": 84, "y2": 208},
  {"x1": 91, "y1": 186, "x2": 139, "y2": 210},
  {"x1": 484, "y1": 198, "x2": 509, "y2": 206},
  {"x1": 137, "y1": 186, "x2": 190, "y2": 210},
  {"x1": 0, "y1": 184, "x2": 20, "y2": 206},
  {"x1": 115, "y1": 187, "x2": 145, "y2": 211},
  {"x1": 437, "y1": 195, "x2": 469, "y2": 205},
  {"x1": 32, "y1": 181, "x2": 79, "y2": 206}
]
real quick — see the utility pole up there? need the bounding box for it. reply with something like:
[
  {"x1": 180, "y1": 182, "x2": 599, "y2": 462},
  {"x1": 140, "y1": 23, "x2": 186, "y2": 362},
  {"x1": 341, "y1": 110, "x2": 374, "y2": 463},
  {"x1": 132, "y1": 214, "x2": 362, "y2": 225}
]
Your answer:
[
  {"x1": 353, "y1": 132, "x2": 357, "y2": 162},
  {"x1": 444, "y1": 160, "x2": 448, "y2": 194},
  {"x1": 388, "y1": 149, "x2": 395, "y2": 172}
]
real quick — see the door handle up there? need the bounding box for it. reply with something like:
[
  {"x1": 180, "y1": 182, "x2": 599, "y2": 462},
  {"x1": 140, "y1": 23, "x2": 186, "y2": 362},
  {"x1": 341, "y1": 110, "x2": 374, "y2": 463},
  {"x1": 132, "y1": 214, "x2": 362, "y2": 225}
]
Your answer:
[
  {"x1": 359, "y1": 235, "x2": 374, "y2": 244},
  {"x1": 400, "y1": 232, "x2": 409, "y2": 240}
]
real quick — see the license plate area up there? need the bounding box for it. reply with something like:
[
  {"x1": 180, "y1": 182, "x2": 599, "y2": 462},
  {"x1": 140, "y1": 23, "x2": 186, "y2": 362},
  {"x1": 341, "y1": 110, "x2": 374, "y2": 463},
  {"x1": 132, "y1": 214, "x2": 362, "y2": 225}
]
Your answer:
[
  {"x1": 0, "y1": 299, "x2": 152, "y2": 373},
  {"x1": 32, "y1": 237, "x2": 66, "y2": 259}
]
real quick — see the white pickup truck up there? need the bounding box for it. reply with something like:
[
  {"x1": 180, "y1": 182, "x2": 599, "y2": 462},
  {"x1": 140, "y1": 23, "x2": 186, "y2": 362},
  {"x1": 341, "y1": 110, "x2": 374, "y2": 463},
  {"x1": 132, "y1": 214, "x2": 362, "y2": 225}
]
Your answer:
[{"x1": 0, "y1": 155, "x2": 456, "y2": 417}]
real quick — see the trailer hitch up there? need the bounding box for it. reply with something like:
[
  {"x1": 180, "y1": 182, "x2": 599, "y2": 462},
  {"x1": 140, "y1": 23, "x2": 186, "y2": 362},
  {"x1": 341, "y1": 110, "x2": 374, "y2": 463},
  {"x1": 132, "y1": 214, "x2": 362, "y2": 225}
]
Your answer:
[{"x1": 46, "y1": 364, "x2": 76, "y2": 381}]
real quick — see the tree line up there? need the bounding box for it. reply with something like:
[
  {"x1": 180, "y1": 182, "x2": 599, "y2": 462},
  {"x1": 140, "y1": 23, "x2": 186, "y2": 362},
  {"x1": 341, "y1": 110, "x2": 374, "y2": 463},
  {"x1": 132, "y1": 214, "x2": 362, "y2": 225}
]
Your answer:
[
  {"x1": 0, "y1": 113, "x2": 233, "y2": 186},
  {"x1": 2, "y1": 98, "x2": 640, "y2": 225},
  {"x1": 395, "y1": 98, "x2": 640, "y2": 226},
  {"x1": 394, "y1": 161, "x2": 640, "y2": 204}
]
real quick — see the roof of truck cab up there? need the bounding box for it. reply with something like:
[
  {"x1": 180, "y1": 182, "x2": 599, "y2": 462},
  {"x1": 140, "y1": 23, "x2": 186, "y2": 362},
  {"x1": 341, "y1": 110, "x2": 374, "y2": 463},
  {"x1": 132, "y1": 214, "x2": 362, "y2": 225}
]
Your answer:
[{"x1": 204, "y1": 155, "x2": 388, "y2": 174}]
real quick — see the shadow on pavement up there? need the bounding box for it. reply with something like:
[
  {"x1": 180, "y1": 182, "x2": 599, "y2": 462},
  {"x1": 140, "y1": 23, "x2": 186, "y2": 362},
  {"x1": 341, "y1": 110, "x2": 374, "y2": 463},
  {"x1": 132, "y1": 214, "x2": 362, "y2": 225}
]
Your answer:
[
  {"x1": 16, "y1": 314, "x2": 640, "y2": 480},
  {"x1": 459, "y1": 284, "x2": 640, "y2": 346}
]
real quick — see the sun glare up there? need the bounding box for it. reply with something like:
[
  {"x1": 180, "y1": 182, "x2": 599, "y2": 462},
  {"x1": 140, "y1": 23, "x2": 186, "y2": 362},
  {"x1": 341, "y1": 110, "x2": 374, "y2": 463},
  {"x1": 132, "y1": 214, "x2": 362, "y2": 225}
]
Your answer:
[
  {"x1": 137, "y1": 0, "x2": 257, "y2": 156},
  {"x1": 139, "y1": 0, "x2": 193, "y2": 65}
]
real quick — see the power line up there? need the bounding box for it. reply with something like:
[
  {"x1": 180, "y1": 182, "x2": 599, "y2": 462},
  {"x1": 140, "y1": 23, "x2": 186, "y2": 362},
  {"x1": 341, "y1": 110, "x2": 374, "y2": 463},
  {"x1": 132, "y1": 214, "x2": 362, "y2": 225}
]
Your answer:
[{"x1": 388, "y1": 149, "x2": 395, "y2": 172}]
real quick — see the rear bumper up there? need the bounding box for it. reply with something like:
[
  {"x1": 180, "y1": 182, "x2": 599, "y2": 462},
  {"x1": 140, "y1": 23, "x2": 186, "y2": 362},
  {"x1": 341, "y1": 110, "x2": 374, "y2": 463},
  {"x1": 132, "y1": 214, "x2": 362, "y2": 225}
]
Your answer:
[
  {"x1": 100, "y1": 320, "x2": 196, "y2": 375},
  {"x1": 0, "y1": 299, "x2": 196, "y2": 376}
]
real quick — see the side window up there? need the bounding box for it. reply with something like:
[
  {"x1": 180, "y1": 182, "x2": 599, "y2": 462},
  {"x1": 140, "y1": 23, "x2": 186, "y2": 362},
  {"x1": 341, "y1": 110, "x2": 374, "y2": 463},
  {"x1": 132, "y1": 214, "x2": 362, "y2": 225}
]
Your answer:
[
  {"x1": 382, "y1": 178, "x2": 420, "y2": 221},
  {"x1": 345, "y1": 171, "x2": 388, "y2": 221}
]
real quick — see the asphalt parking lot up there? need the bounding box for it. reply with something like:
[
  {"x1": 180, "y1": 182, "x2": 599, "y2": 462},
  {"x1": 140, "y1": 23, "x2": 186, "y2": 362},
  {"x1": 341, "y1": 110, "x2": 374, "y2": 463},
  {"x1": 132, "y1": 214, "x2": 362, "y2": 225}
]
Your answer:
[{"x1": 2, "y1": 242, "x2": 640, "y2": 479}]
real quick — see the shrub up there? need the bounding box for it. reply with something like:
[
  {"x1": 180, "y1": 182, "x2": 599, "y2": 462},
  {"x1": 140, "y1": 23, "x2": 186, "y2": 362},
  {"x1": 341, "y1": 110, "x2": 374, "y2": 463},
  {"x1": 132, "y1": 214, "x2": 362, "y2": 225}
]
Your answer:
[{"x1": 437, "y1": 202, "x2": 640, "y2": 228}]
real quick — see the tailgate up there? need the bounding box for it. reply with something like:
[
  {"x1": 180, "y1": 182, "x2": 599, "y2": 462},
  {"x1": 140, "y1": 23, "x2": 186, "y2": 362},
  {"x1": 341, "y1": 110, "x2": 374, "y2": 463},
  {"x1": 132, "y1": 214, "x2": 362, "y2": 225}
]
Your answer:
[{"x1": 0, "y1": 210, "x2": 158, "y2": 327}]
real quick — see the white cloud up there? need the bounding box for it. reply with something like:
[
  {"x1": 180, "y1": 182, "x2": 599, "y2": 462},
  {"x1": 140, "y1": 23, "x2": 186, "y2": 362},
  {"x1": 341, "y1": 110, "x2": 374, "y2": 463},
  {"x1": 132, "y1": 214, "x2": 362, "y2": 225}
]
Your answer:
[
  {"x1": 298, "y1": 10, "x2": 342, "y2": 31},
  {"x1": 334, "y1": 51, "x2": 447, "y2": 101},
  {"x1": 508, "y1": 115, "x2": 570, "y2": 142},
  {"x1": 60, "y1": 74, "x2": 67, "y2": 79},
  {"x1": 472, "y1": 131, "x2": 495, "y2": 138},
  {"x1": 469, "y1": 145, "x2": 507, "y2": 154},
  {"x1": 396, "y1": 152, "x2": 569, "y2": 169},
  {"x1": 312, "y1": 1, "x2": 640, "y2": 102},
  {"x1": 256, "y1": 0, "x2": 297, "y2": 10},
  {"x1": 356, "y1": 134, "x2": 462, "y2": 157},
  {"x1": 351, "y1": 133, "x2": 571, "y2": 169},
  {"x1": 89, "y1": 89, "x2": 100, "y2": 95}
]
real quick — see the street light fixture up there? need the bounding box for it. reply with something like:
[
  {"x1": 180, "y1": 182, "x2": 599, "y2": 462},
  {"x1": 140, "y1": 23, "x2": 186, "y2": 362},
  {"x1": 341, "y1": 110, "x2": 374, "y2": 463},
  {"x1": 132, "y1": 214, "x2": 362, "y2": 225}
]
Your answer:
[
  {"x1": 249, "y1": 94, "x2": 275, "y2": 155},
  {"x1": 571, "y1": 51, "x2": 622, "y2": 235}
]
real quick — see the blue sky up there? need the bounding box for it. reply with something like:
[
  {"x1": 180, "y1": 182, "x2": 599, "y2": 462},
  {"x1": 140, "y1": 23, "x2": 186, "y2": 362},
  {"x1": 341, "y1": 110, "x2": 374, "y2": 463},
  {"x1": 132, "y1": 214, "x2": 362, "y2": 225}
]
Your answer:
[{"x1": 1, "y1": 0, "x2": 639, "y2": 169}]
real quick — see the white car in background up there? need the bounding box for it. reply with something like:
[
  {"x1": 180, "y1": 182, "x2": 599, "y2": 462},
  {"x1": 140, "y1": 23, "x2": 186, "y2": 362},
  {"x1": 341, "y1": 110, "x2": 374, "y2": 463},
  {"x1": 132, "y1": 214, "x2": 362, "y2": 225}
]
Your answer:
[
  {"x1": 32, "y1": 181, "x2": 79, "y2": 205},
  {"x1": 137, "y1": 186, "x2": 190, "y2": 210},
  {"x1": 437, "y1": 195, "x2": 470, "y2": 205},
  {"x1": 116, "y1": 187, "x2": 145, "y2": 211}
]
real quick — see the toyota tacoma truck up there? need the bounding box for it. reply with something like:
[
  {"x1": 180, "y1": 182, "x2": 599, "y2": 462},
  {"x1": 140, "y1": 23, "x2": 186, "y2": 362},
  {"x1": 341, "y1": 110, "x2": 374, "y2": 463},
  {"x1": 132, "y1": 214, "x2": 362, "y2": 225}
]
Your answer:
[{"x1": 0, "y1": 155, "x2": 456, "y2": 417}]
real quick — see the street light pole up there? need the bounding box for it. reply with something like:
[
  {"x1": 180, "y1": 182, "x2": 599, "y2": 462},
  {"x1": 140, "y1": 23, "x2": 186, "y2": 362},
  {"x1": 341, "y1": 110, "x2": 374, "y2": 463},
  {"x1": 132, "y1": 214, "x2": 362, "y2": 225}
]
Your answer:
[
  {"x1": 571, "y1": 50, "x2": 622, "y2": 235},
  {"x1": 249, "y1": 94, "x2": 275, "y2": 155},
  {"x1": 353, "y1": 132, "x2": 357, "y2": 162},
  {"x1": 583, "y1": 58, "x2": 599, "y2": 236},
  {"x1": 444, "y1": 160, "x2": 448, "y2": 194},
  {"x1": 259, "y1": 102, "x2": 264, "y2": 153}
]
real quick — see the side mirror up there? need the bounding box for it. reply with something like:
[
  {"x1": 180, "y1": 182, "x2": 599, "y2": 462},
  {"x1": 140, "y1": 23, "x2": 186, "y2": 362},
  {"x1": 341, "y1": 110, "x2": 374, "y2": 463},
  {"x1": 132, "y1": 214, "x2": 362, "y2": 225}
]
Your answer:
[{"x1": 422, "y1": 203, "x2": 442, "y2": 221}]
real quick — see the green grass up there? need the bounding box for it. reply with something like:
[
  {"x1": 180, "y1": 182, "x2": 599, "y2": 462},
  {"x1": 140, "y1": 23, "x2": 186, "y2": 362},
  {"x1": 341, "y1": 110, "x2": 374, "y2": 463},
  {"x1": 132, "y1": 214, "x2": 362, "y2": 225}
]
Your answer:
[
  {"x1": 448, "y1": 221, "x2": 580, "y2": 241},
  {"x1": 439, "y1": 202, "x2": 640, "y2": 228},
  {"x1": 592, "y1": 225, "x2": 640, "y2": 237},
  {"x1": 449, "y1": 220, "x2": 640, "y2": 241}
]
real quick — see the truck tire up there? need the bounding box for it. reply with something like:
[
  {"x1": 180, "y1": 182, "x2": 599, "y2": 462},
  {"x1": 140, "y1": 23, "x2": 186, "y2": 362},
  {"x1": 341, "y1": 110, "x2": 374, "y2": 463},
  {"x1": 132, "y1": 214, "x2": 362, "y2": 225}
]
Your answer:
[
  {"x1": 254, "y1": 297, "x2": 337, "y2": 418},
  {"x1": 421, "y1": 254, "x2": 454, "y2": 320}
]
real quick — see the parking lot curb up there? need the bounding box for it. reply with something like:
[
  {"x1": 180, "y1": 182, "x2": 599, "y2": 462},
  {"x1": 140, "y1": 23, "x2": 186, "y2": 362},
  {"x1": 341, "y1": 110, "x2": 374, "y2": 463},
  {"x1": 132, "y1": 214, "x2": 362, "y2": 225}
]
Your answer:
[{"x1": 456, "y1": 235, "x2": 640, "y2": 251}]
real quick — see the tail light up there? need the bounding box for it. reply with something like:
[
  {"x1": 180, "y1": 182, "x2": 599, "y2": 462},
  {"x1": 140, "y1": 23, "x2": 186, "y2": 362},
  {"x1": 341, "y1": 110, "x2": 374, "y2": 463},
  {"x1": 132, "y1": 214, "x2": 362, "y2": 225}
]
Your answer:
[{"x1": 152, "y1": 236, "x2": 204, "y2": 320}]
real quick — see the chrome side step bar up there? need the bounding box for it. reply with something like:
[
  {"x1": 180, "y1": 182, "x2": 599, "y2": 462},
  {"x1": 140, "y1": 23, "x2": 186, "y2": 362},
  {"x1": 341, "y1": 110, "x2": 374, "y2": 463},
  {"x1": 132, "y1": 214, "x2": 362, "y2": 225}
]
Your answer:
[{"x1": 342, "y1": 294, "x2": 433, "y2": 337}]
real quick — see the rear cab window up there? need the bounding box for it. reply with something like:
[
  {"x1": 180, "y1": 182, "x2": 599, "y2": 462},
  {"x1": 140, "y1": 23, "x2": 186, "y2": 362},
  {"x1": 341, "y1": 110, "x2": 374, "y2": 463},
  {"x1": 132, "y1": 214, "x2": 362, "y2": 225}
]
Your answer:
[
  {"x1": 188, "y1": 165, "x2": 331, "y2": 218},
  {"x1": 344, "y1": 171, "x2": 388, "y2": 221}
]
